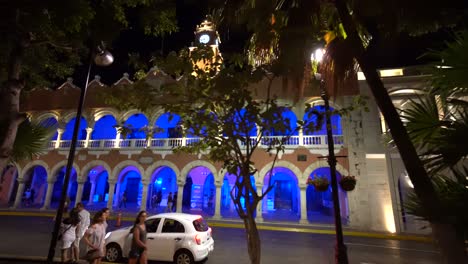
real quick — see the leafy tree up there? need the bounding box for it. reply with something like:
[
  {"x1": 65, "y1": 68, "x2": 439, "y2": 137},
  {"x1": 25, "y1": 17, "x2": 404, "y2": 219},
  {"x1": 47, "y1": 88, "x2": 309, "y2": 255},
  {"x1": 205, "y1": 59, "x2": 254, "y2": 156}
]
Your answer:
[
  {"x1": 401, "y1": 31, "x2": 468, "y2": 245},
  {"x1": 213, "y1": 0, "x2": 468, "y2": 261},
  {"x1": 104, "y1": 45, "x2": 362, "y2": 264},
  {"x1": 0, "y1": 0, "x2": 178, "y2": 172}
]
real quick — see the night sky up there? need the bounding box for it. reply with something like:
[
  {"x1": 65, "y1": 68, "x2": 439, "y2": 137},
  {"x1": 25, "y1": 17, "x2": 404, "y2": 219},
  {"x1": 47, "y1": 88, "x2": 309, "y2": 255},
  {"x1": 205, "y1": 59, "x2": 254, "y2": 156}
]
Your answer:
[{"x1": 72, "y1": 3, "x2": 457, "y2": 87}]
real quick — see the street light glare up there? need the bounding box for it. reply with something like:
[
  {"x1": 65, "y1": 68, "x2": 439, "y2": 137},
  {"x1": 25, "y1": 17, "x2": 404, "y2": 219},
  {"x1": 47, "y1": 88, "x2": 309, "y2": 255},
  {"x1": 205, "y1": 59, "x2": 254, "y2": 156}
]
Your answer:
[
  {"x1": 94, "y1": 50, "x2": 114, "y2": 66},
  {"x1": 312, "y1": 48, "x2": 325, "y2": 63}
]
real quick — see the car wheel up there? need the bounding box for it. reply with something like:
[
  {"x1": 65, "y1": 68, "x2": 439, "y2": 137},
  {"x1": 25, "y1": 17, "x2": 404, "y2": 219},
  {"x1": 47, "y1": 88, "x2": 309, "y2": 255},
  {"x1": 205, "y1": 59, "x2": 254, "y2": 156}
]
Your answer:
[
  {"x1": 105, "y1": 243, "x2": 122, "y2": 262},
  {"x1": 174, "y1": 249, "x2": 194, "y2": 264}
]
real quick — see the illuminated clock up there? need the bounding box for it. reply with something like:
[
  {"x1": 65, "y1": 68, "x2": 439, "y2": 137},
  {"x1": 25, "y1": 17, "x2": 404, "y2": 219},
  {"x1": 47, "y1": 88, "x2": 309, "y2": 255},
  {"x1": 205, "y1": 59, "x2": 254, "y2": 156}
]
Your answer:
[{"x1": 199, "y1": 34, "x2": 210, "y2": 44}]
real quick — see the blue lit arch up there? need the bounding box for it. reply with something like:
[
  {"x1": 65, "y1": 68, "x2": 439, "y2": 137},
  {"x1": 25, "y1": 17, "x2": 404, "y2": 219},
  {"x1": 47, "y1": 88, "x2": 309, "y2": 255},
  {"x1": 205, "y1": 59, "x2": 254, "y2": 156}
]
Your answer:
[
  {"x1": 39, "y1": 117, "x2": 58, "y2": 140},
  {"x1": 303, "y1": 105, "x2": 342, "y2": 135},
  {"x1": 92, "y1": 115, "x2": 117, "y2": 140},
  {"x1": 62, "y1": 117, "x2": 87, "y2": 140},
  {"x1": 124, "y1": 114, "x2": 148, "y2": 139},
  {"x1": 154, "y1": 113, "x2": 181, "y2": 138},
  {"x1": 264, "y1": 107, "x2": 298, "y2": 136}
]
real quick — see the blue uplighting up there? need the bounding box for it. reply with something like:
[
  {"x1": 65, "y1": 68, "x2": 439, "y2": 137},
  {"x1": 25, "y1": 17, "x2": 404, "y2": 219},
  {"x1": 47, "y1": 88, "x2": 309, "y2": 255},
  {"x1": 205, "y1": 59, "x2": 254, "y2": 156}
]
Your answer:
[
  {"x1": 303, "y1": 106, "x2": 342, "y2": 135},
  {"x1": 92, "y1": 115, "x2": 117, "y2": 139},
  {"x1": 125, "y1": 113, "x2": 149, "y2": 139},
  {"x1": 154, "y1": 112, "x2": 181, "y2": 138},
  {"x1": 62, "y1": 117, "x2": 87, "y2": 140}
]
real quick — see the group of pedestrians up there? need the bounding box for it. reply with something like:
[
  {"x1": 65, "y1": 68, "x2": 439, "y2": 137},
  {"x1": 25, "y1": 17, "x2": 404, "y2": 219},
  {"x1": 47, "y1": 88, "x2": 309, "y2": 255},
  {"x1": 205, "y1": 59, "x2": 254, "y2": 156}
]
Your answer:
[
  {"x1": 59, "y1": 203, "x2": 110, "y2": 264},
  {"x1": 150, "y1": 191, "x2": 177, "y2": 212}
]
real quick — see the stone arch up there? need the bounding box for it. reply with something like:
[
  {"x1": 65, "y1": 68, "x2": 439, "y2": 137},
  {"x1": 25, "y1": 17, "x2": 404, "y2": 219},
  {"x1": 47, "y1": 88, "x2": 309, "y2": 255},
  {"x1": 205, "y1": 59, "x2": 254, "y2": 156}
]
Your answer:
[
  {"x1": 80, "y1": 161, "x2": 112, "y2": 183},
  {"x1": 21, "y1": 160, "x2": 49, "y2": 180},
  {"x1": 147, "y1": 108, "x2": 166, "y2": 128},
  {"x1": 111, "y1": 160, "x2": 145, "y2": 182},
  {"x1": 145, "y1": 160, "x2": 180, "y2": 183},
  {"x1": 49, "y1": 160, "x2": 80, "y2": 182},
  {"x1": 218, "y1": 166, "x2": 260, "y2": 186},
  {"x1": 304, "y1": 97, "x2": 343, "y2": 110},
  {"x1": 258, "y1": 160, "x2": 302, "y2": 185},
  {"x1": 180, "y1": 160, "x2": 218, "y2": 185},
  {"x1": 120, "y1": 109, "x2": 144, "y2": 123},
  {"x1": 33, "y1": 112, "x2": 60, "y2": 124},
  {"x1": 61, "y1": 111, "x2": 85, "y2": 125},
  {"x1": 302, "y1": 160, "x2": 349, "y2": 184},
  {"x1": 94, "y1": 108, "x2": 120, "y2": 122}
]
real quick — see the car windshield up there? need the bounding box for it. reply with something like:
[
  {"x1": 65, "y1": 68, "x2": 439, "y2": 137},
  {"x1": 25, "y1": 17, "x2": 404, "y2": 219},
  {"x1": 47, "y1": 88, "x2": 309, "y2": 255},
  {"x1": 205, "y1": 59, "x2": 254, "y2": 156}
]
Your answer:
[{"x1": 192, "y1": 217, "x2": 209, "y2": 232}]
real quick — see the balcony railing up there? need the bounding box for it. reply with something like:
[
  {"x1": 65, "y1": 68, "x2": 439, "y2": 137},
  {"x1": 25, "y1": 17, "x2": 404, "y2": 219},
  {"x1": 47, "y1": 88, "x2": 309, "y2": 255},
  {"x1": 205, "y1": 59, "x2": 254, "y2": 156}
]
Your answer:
[{"x1": 48, "y1": 135, "x2": 344, "y2": 151}]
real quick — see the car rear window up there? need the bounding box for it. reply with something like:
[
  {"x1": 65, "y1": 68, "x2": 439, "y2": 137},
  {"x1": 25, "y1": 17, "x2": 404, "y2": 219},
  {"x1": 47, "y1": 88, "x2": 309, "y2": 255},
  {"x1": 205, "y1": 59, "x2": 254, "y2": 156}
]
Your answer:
[{"x1": 192, "y1": 217, "x2": 209, "y2": 232}]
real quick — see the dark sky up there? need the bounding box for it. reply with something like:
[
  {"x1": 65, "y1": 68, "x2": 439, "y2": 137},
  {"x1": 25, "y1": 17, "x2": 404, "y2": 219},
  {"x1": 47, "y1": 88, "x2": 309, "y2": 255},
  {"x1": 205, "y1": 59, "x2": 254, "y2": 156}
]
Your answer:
[{"x1": 73, "y1": 3, "x2": 457, "y2": 87}]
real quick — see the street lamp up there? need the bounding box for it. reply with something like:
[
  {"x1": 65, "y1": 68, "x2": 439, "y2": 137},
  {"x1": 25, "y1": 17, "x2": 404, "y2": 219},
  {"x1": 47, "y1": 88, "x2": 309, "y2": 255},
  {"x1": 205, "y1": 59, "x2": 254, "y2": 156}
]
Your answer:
[
  {"x1": 46, "y1": 44, "x2": 114, "y2": 263},
  {"x1": 312, "y1": 48, "x2": 349, "y2": 264}
]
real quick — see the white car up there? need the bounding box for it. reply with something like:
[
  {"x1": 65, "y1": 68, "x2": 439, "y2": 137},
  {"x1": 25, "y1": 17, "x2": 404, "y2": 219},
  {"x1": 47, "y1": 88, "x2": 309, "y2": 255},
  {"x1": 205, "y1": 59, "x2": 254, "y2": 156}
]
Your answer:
[{"x1": 105, "y1": 213, "x2": 214, "y2": 264}]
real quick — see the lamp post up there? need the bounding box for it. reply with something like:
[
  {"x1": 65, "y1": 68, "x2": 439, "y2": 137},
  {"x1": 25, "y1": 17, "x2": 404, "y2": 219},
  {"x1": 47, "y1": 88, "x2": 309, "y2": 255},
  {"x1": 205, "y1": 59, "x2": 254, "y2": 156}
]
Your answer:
[
  {"x1": 313, "y1": 48, "x2": 349, "y2": 264},
  {"x1": 46, "y1": 45, "x2": 113, "y2": 263}
]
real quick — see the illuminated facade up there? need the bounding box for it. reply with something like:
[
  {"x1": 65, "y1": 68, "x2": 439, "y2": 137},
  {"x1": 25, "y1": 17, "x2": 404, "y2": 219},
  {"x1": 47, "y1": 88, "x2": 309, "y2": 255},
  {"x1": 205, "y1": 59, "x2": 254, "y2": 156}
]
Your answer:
[{"x1": 0, "y1": 21, "x2": 429, "y2": 235}]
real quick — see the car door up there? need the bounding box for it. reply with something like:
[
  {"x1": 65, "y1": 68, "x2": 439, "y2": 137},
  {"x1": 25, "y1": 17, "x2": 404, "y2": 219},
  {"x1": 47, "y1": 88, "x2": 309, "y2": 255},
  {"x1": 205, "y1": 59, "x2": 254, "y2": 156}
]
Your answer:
[
  {"x1": 154, "y1": 218, "x2": 186, "y2": 262},
  {"x1": 145, "y1": 218, "x2": 162, "y2": 260}
]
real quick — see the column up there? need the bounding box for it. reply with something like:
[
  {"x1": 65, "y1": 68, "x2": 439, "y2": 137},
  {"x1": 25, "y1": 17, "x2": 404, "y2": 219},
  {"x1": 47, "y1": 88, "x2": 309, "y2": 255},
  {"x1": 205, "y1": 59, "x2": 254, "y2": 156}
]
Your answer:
[
  {"x1": 74, "y1": 181, "x2": 85, "y2": 204},
  {"x1": 255, "y1": 184, "x2": 264, "y2": 223},
  {"x1": 84, "y1": 127, "x2": 93, "y2": 148},
  {"x1": 176, "y1": 184, "x2": 184, "y2": 213},
  {"x1": 113, "y1": 183, "x2": 121, "y2": 207},
  {"x1": 299, "y1": 185, "x2": 308, "y2": 224},
  {"x1": 298, "y1": 127, "x2": 304, "y2": 146},
  {"x1": 115, "y1": 126, "x2": 122, "y2": 148},
  {"x1": 87, "y1": 182, "x2": 97, "y2": 205},
  {"x1": 146, "y1": 126, "x2": 153, "y2": 148},
  {"x1": 140, "y1": 180, "x2": 150, "y2": 211},
  {"x1": 107, "y1": 180, "x2": 117, "y2": 210},
  {"x1": 41, "y1": 180, "x2": 55, "y2": 210},
  {"x1": 213, "y1": 183, "x2": 222, "y2": 219},
  {"x1": 12, "y1": 178, "x2": 26, "y2": 209},
  {"x1": 55, "y1": 128, "x2": 64, "y2": 148}
]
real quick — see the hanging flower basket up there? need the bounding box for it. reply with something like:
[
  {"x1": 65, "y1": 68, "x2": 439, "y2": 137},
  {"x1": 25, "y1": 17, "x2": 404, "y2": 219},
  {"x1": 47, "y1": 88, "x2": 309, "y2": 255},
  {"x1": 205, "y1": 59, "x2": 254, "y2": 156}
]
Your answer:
[
  {"x1": 307, "y1": 176, "x2": 329, "y2": 192},
  {"x1": 339, "y1": 175, "x2": 357, "y2": 191}
]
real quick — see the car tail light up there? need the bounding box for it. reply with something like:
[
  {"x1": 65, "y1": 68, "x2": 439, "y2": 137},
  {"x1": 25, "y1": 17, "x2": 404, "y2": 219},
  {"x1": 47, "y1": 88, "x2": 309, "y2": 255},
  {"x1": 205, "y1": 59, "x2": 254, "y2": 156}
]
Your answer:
[{"x1": 195, "y1": 234, "x2": 202, "y2": 245}]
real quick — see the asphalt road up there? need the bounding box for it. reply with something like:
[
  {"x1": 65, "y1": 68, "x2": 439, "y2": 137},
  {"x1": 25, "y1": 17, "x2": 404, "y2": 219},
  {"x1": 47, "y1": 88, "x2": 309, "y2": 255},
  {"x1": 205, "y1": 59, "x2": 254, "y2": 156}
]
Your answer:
[{"x1": 0, "y1": 215, "x2": 442, "y2": 264}]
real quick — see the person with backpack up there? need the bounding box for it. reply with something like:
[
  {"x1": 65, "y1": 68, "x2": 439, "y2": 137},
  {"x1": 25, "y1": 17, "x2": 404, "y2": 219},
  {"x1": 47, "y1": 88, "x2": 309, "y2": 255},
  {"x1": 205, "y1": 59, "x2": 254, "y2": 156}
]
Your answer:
[{"x1": 60, "y1": 208, "x2": 80, "y2": 263}]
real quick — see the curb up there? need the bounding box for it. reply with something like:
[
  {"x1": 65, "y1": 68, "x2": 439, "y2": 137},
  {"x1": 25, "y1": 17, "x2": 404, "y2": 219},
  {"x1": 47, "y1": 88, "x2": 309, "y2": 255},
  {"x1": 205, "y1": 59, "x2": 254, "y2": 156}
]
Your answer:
[{"x1": 0, "y1": 210, "x2": 433, "y2": 243}]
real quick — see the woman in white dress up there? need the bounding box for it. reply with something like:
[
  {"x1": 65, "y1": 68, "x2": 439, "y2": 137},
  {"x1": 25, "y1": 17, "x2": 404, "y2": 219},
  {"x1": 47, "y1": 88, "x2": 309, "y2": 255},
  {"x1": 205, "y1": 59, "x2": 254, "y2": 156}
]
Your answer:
[
  {"x1": 83, "y1": 211, "x2": 106, "y2": 264},
  {"x1": 60, "y1": 208, "x2": 80, "y2": 263}
]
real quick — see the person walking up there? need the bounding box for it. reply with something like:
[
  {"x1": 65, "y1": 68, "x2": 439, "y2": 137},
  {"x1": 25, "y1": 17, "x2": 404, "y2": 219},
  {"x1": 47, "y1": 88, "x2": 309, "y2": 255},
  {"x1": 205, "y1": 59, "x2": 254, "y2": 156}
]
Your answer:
[
  {"x1": 72, "y1": 202, "x2": 90, "y2": 263},
  {"x1": 128, "y1": 211, "x2": 148, "y2": 264},
  {"x1": 165, "y1": 192, "x2": 173, "y2": 212},
  {"x1": 156, "y1": 191, "x2": 162, "y2": 209},
  {"x1": 28, "y1": 188, "x2": 35, "y2": 205},
  {"x1": 172, "y1": 192, "x2": 177, "y2": 212},
  {"x1": 100, "y1": 208, "x2": 110, "y2": 232},
  {"x1": 60, "y1": 208, "x2": 81, "y2": 264},
  {"x1": 83, "y1": 211, "x2": 106, "y2": 264},
  {"x1": 119, "y1": 192, "x2": 127, "y2": 209}
]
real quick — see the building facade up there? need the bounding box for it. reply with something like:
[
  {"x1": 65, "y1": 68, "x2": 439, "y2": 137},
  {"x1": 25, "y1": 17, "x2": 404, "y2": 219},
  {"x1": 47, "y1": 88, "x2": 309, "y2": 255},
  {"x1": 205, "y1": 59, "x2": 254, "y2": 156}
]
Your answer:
[{"x1": 0, "y1": 22, "x2": 429, "y2": 235}]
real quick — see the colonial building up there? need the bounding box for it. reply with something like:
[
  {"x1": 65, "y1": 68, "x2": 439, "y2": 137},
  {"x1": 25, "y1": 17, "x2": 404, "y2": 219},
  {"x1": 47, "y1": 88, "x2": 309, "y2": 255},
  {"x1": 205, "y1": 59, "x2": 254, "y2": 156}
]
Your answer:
[{"x1": 0, "y1": 20, "x2": 428, "y2": 235}]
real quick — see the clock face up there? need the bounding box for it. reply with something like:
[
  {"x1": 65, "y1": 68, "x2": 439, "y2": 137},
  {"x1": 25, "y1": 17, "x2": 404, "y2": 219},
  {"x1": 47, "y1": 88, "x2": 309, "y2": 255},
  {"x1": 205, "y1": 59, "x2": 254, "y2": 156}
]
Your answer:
[{"x1": 199, "y1": 34, "x2": 210, "y2": 44}]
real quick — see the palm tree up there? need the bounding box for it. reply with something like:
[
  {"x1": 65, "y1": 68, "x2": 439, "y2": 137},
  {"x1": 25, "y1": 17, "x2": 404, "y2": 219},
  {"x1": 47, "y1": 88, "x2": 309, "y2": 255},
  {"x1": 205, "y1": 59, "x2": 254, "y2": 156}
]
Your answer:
[{"x1": 400, "y1": 31, "x2": 468, "y2": 246}]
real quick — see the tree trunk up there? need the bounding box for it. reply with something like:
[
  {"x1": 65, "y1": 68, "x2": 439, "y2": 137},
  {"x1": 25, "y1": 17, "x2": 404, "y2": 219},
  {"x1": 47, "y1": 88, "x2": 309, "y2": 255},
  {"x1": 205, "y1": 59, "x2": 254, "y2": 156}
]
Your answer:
[
  {"x1": 0, "y1": 38, "x2": 26, "y2": 172},
  {"x1": 333, "y1": 0, "x2": 467, "y2": 262},
  {"x1": 243, "y1": 215, "x2": 261, "y2": 264}
]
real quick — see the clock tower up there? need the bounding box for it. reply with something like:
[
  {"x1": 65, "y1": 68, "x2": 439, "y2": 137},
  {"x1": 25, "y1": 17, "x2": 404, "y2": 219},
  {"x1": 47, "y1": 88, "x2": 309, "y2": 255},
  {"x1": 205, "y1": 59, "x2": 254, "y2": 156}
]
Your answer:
[{"x1": 190, "y1": 17, "x2": 222, "y2": 75}]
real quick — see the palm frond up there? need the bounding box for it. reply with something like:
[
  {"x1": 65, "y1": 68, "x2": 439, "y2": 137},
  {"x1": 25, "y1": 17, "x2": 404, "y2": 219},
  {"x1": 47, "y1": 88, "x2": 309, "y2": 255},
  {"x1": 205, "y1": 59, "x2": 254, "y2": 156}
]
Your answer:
[
  {"x1": 10, "y1": 120, "x2": 56, "y2": 162},
  {"x1": 428, "y1": 30, "x2": 468, "y2": 97}
]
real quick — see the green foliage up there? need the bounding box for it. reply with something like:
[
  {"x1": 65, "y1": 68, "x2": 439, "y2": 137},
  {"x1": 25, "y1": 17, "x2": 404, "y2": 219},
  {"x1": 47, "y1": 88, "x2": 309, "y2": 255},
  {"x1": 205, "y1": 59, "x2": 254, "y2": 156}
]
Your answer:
[
  {"x1": 10, "y1": 120, "x2": 56, "y2": 163},
  {"x1": 428, "y1": 31, "x2": 468, "y2": 97},
  {"x1": 0, "y1": 0, "x2": 178, "y2": 89},
  {"x1": 404, "y1": 168, "x2": 468, "y2": 240}
]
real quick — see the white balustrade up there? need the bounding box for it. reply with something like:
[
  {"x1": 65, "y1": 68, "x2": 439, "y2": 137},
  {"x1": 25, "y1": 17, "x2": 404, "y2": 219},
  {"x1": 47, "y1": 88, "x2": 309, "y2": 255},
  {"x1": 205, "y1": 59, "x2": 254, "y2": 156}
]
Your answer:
[{"x1": 49, "y1": 134, "x2": 343, "y2": 151}]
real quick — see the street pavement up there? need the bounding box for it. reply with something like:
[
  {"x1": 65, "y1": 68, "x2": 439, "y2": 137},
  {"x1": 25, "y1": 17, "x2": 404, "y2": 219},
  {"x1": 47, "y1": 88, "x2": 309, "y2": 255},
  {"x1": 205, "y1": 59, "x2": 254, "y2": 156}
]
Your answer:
[{"x1": 0, "y1": 215, "x2": 443, "y2": 264}]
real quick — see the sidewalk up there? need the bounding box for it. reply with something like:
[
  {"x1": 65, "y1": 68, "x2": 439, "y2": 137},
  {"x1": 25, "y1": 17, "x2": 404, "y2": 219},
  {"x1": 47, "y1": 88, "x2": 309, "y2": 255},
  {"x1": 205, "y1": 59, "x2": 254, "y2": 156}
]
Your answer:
[{"x1": 0, "y1": 207, "x2": 433, "y2": 242}]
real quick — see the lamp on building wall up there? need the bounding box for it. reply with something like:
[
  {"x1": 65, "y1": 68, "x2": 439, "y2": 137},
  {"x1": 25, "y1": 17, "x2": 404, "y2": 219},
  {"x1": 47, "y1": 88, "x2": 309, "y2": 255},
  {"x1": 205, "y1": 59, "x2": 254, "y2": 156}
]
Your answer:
[
  {"x1": 312, "y1": 48, "x2": 349, "y2": 264},
  {"x1": 46, "y1": 43, "x2": 114, "y2": 263}
]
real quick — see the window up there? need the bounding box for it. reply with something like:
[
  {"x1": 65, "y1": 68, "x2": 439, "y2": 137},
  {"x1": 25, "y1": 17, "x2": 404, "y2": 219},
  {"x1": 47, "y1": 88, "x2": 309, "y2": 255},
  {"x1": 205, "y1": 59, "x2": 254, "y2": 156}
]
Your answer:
[
  {"x1": 192, "y1": 217, "x2": 209, "y2": 232},
  {"x1": 162, "y1": 219, "x2": 185, "y2": 233},
  {"x1": 146, "y1": 218, "x2": 161, "y2": 233}
]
